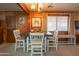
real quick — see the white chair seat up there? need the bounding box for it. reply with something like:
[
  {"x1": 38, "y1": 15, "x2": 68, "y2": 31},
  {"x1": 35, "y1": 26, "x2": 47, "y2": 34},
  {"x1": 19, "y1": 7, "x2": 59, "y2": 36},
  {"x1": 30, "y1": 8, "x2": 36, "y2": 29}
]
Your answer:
[{"x1": 31, "y1": 41, "x2": 42, "y2": 44}]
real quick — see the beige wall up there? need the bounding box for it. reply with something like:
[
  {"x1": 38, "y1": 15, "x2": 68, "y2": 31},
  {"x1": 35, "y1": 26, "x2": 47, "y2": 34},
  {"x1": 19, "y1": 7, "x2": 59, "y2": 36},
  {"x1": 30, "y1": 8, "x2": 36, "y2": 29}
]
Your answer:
[
  {"x1": 68, "y1": 13, "x2": 77, "y2": 35},
  {"x1": 76, "y1": 13, "x2": 79, "y2": 21},
  {"x1": 69, "y1": 12, "x2": 79, "y2": 35}
]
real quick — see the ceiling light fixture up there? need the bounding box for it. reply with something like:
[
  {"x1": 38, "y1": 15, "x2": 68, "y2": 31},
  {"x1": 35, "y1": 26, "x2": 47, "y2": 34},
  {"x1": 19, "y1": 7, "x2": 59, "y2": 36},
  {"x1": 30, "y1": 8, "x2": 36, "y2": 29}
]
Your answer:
[
  {"x1": 38, "y1": 3, "x2": 43, "y2": 11},
  {"x1": 48, "y1": 3, "x2": 53, "y2": 8},
  {"x1": 31, "y1": 3, "x2": 43, "y2": 12},
  {"x1": 31, "y1": 4, "x2": 35, "y2": 11}
]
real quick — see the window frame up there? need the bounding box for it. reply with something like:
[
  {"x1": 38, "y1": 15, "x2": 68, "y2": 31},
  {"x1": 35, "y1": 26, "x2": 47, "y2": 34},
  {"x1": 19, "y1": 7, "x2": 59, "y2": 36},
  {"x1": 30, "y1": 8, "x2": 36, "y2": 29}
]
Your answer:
[{"x1": 47, "y1": 15, "x2": 69, "y2": 31}]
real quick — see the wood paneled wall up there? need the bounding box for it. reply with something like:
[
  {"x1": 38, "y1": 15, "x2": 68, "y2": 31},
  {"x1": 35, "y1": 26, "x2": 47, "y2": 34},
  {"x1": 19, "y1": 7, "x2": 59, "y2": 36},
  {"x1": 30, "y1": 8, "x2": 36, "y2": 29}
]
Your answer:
[
  {"x1": 29, "y1": 11, "x2": 47, "y2": 32},
  {"x1": 0, "y1": 11, "x2": 79, "y2": 44},
  {"x1": 0, "y1": 11, "x2": 28, "y2": 44},
  {"x1": 0, "y1": 27, "x2": 3, "y2": 44}
]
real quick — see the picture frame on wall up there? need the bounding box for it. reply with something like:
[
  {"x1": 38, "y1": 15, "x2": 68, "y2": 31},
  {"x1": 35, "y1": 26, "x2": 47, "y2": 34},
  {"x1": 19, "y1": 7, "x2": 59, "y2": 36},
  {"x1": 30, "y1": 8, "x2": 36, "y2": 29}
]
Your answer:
[
  {"x1": 19, "y1": 15, "x2": 25, "y2": 25},
  {"x1": 32, "y1": 17, "x2": 41, "y2": 27}
]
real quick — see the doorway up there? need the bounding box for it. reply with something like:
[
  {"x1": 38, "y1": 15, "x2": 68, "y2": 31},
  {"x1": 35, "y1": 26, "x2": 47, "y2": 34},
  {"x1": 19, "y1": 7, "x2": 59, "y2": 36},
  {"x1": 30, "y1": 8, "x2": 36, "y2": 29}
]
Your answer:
[{"x1": 6, "y1": 16, "x2": 16, "y2": 43}]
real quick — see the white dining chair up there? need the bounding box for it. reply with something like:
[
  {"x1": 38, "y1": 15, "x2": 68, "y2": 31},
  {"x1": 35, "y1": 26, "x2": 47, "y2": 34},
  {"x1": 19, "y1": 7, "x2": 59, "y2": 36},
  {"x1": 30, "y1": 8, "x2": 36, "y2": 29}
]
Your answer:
[
  {"x1": 48, "y1": 30, "x2": 58, "y2": 51},
  {"x1": 30, "y1": 32, "x2": 44, "y2": 56},
  {"x1": 13, "y1": 29, "x2": 25, "y2": 52}
]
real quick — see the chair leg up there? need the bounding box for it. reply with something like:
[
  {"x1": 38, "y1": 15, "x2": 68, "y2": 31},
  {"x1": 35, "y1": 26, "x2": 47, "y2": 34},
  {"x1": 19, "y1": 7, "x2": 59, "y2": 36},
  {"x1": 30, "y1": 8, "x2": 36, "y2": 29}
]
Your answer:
[
  {"x1": 26, "y1": 42, "x2": 28, "y2": 52},
  {"x1": 24, "y1": 44, "x2": 25, "y2": 52},
  {"x1": 41, "y1": 46, "x2": 43, "y2": 56},
  {"x1": 45, "y1": 47, "x2": 46, "y2": 53},
  {"x1": 74, "y1": 37, "x2": 76, "y2": 46},
  {"x1": 27, "y1": 37, "x2": 29, "y2": 52},
  {"x1": 56, "y1": 42, "x2": 58, "y2": 51},
  {"x1": 44, "y1": 37, "x2": 46, "y2": 53},
  {"x1": 31, "y1": 47, "x2": 33, "y2": 56},
  {"x1": 47, "y1": 40, "x2": 49, "y2": 51}
]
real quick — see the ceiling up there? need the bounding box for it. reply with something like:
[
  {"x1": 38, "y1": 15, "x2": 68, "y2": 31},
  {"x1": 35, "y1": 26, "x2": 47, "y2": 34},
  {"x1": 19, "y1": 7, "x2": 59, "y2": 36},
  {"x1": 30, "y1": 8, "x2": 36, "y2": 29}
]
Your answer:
[
  {"x1": 23, "y1": 3, "x2": 79, "y2": 12},
  {"x1": 0, "y1": 3, "x2": 79, "y2": 12},
  {"x1": 0, "y1": 3, "x2": 22, "y2": 11}
]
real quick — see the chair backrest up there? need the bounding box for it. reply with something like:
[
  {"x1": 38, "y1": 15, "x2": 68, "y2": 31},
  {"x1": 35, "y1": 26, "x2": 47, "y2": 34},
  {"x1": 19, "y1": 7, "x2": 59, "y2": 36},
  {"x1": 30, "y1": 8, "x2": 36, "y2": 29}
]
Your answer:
[
  {"x1": 30, "y1": 32, "x2": 44, "y2": 44},
  {"x1": 13, "y1": 29, "x2": 21, "y2": 40},
  {"x1": 53, "y1": 30, "x2": 58, "y2": 39}
]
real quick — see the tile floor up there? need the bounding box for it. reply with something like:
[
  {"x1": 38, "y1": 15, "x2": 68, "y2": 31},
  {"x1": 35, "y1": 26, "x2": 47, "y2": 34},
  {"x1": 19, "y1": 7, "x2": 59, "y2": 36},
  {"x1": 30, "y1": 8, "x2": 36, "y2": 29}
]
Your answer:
[{"x1": 0, "y1": 43, "x2": 79, "y2": 56}]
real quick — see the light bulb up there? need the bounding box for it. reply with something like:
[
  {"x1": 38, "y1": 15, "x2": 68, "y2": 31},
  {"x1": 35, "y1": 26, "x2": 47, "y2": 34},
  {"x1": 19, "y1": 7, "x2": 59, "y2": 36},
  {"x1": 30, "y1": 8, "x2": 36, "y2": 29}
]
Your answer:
[
  {"x1": 38, "y1": 3, "x2": 42, "y2": 9},
  {"x1": 31, "y1": 4, "x2": 35, "y2": 10},
  {"x1": 38, "y1": 3, "x2": 42, "y2": 11}
]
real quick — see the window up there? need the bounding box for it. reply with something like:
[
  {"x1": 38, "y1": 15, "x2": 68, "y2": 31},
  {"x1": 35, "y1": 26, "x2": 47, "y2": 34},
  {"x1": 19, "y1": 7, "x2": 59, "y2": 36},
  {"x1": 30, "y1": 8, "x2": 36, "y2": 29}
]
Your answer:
[
  {"x1": 57, "y1": 16, "x2": 68, "y2": 31},
  {"x1": 47, "y1": 16, "x2": 68, "y2": 31},
  {"x1": 47, "y1": 16, "x2": 56, "y2": 31}
]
